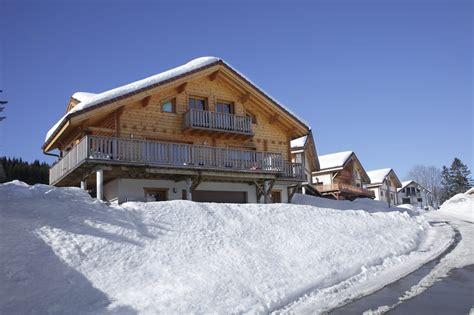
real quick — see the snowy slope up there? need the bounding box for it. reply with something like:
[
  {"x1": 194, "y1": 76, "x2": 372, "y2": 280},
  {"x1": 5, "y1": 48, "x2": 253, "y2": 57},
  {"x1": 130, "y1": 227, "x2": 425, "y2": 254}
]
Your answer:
[{"x1": 0, "y1": 181, "x2": 453, "y2": 314}]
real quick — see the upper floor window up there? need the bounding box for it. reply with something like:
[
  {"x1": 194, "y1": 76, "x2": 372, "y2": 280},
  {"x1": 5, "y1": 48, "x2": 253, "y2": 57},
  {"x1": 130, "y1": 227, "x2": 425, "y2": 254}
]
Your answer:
[
  {"x1": 189, "y1": 97, "x2": 207, "y2": 111},
  {"x1": 161, "y1": 98, "x2": 176, "y2": 113},
  {"x1": 216, "y1": 101, "x2": 234, "y2": 114}
]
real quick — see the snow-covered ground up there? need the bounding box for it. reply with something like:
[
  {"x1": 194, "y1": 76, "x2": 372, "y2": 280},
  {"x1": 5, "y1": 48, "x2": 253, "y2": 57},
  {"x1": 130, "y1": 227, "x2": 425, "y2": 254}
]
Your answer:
[
  {"x1": 365, "y1": 192, "x2": 474, "y2": 314},
  {"x1": 0, "y1": 181, "x2": 455, "y2": 314}
]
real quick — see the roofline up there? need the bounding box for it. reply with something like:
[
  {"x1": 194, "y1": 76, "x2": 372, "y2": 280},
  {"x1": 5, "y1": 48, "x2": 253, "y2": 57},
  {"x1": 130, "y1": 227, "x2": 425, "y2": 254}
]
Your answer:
[{"x1": 43, "y1": 59, "x2": 309, "y2": 151}]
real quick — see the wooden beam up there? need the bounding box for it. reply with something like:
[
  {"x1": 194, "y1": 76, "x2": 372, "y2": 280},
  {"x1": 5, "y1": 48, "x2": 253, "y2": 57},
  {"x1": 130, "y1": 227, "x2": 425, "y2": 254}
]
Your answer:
[
  {"x1": 44, "y1": 120, "x2": 70, "y2": 152},
  {"x1": 208, "y1": 70, "x2": 220, "y2": 81},
  {"x1": 85, "y1": 126, "x2": 116, "y2": 134},
  {"x1": 268, "y1": 114, "x2": 280, "y2": 124},
  {"x1": 176, "y1": 82, "x2": 188, "y2": 94},
  {"x1": 141, "y1": 95, "x2": 152, "y2": 108},
  {"x1": 240, "y1": 92, "x2": 251, "y2": 104}
]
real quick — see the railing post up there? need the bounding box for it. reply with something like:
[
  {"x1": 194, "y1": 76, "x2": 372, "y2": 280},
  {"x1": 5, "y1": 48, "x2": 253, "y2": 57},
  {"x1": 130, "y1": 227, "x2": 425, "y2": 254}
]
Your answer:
[{"x1": 96, "y1": 169, "x2": 104, "y2": 201}]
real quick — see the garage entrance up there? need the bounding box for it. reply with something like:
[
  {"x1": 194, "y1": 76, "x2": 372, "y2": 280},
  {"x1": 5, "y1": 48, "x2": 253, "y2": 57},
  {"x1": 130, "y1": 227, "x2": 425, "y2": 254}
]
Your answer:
[{"x1": 192, "y1": 190, "x2": 247, "y2": 203}]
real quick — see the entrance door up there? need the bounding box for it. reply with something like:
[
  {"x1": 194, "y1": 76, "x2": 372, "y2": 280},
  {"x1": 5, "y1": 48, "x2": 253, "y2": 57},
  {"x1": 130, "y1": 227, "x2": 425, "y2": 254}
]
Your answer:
[{"x1": 271, "y1": 190, "x2": 282, "y2": 203}]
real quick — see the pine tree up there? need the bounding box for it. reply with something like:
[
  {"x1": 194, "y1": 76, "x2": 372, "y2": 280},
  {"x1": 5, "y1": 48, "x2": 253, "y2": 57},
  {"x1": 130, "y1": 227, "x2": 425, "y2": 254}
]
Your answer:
[
  {"x1": 0, "y1": 90, "x2": 7, "y2": 122},
  {"x1": 440, "y1": 165, "x2": 452, "y2": 204},
  {"x1": 450, "y1": 158, "x2": 472, "y2": 195}
]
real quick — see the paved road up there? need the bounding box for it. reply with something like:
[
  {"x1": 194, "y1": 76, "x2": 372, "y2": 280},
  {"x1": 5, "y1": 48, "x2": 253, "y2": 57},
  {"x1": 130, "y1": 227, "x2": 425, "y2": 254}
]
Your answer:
[
  {"x1": 388, "y1": 264, "x2": 474, "y2": 314},
  {"x1": 331, "y1": 221, "x2": 474, "y2": 314}
]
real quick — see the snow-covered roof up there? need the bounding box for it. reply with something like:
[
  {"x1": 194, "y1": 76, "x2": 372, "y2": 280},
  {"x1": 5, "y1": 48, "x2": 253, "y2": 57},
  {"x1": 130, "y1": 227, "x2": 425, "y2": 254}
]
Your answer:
[
  {"x1": 290, "y1": 135, "x2": 307, "y2": 149},
  {"x1": 318, "y1": 151, "x2": 353, "y2": 170},
  {"x1": 44, "y1": 57, "x2": 310, "y2": 145},
  {"x1": 71, "y1": 92, "x2": 97, "y2": 102},
  {"x1": 367, "y1": 168, "x2": 392, "y2": 184},
  {"x1": 398, "y1": 180, "x2": 431, "y2": 193}
]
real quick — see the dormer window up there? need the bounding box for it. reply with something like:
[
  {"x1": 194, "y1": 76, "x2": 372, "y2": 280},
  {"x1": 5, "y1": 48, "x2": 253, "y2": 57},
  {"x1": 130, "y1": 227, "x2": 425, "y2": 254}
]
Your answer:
[
  {"x1": 161, "y1": 98, "x2": 176, "y2": 113},
  {"x1": 189, "y1": 97, "x2": 207, "y2": 110}
]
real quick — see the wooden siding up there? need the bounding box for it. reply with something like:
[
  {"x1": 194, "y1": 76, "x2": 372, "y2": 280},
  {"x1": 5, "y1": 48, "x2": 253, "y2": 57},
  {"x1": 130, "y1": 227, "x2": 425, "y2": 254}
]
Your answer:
[{"x1": 76, "y1": 75, "x2": 294, "y2": 160}]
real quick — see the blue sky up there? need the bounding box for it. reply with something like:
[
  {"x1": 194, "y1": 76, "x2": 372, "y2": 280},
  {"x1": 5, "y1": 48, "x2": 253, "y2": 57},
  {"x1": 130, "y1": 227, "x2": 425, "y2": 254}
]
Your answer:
[{"x1": 1, "y1": 0, "x2": 472, "y2": 178}]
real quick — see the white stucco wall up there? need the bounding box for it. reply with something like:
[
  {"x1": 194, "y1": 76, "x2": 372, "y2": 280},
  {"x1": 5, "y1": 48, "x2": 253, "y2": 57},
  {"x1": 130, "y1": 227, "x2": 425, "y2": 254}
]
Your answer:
[
  {"x1": 397, "y1": 182, "x2": 432, "y2": 208},
  {"x1": 101, "y1": 178, "x2": 294, "y2": 204}
]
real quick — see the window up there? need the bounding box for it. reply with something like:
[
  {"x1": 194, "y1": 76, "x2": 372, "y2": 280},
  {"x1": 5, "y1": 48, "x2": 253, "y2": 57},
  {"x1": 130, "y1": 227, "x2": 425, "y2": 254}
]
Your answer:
[
  {"x1": 161, "y1": 98, "x2": 176, "y2": 113},
  {"x1": 216, "y1": 101, "x2": 234, "y2": 114},
  {"x1": 189, "y1": 97, "x2": 207, "y2": 110},
  {"x1": 411, "y1": 187, "x2": 416, "y2": 195}
]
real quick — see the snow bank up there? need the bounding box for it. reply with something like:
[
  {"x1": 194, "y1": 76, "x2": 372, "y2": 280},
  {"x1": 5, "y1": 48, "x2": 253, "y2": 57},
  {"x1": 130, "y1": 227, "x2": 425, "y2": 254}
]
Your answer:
[
  {"x1": 436, "y1": 193, "x2": 474, "y2": 223},
  {"x1": 292, "y1": 193, "x2": 419, "y2": 216},
  {"x1": 0, "y1": 181, "x2": 438, "y2": 314}
]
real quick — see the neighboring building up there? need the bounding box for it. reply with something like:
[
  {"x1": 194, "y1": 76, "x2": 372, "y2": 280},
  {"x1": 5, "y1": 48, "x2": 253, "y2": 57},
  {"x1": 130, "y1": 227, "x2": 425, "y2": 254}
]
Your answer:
[
  {"x1": 290, "y1": 132, "x2": 321, "y2": 196},
  {"x1": 366, "y1": 168, "x2": 402, "y2": 207},
  {"x1": 397, "y1": 180, "x2": 433, "y2": 209},
  {"x1": 312, "y1": 151, "x2": 375, "y2": 200},
  {"x1": 43, "y1": 57, "x2": 310, "y2": 204},
  {"x1": 466, "y1": 187, "x2": 474, "y2": 195}
]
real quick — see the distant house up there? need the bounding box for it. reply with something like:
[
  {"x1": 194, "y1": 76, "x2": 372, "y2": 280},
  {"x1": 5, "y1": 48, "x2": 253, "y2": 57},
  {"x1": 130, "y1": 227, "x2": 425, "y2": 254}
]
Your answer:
[
  {"x1": 397, "y1": 180, "x2": 433, "y2": 209},
  {"x1": 366, "y1": 168, "x2": 402, "y2": 207},
  {"x1": 42, "y1": 57, "x2": 310, "y2": 204},
  {"x1": 290, "y1": 133, "x2": 321, "y2": 196},
  {"x1": 312, "y1": 151, "x2": 374, "y2": 200},
  {"x1": 466, "y1": 188, "x2": 474, "y2": 195}
]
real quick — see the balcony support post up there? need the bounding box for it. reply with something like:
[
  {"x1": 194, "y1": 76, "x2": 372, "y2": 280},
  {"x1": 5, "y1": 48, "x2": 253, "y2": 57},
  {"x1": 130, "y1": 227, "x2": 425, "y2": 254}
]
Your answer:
[
  {"x1": 80, "y1": 180, "x2": 87, "y2": 191},
  {"x1": 96, "y1": 169, "x2": 104, "y2": 201}
]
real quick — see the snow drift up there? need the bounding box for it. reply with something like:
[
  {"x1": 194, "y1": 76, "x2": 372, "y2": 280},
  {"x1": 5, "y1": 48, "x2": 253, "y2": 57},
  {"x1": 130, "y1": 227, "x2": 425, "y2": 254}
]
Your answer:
[
  {"x1": 0, "y1": 181, "x2": 443, "y2": 314},
  {"x1": 436, "y1": 193, "x2": 474, "y2": 223}
]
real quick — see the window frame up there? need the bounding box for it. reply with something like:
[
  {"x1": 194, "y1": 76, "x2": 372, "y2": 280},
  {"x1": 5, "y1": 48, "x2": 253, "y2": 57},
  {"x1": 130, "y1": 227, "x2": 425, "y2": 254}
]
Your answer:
[
  {"x1": 188, "y1": 96, "x2": 208, "y2": 111},
  {"x1": 215, "y1": 100, "x2": 235, "y2": 114},
  {"x1": 161, "y1": 98, "x2": 176, "y2": 113}
]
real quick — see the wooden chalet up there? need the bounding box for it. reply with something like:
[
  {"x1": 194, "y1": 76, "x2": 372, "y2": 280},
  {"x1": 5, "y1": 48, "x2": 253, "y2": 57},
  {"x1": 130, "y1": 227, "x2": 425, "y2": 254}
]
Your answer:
[
  {"x1": 290, "y1": 133, "x2": 321, "y2": 196},
  {"x1": 312, "y1": 151, "x2": 375, "y2": 200},
  {"x1": 43, "y1": 57, "x2": 311, "y2": 204},
  {"x1": 366, "y1": 168, "x2": 402, "y2": 207}
]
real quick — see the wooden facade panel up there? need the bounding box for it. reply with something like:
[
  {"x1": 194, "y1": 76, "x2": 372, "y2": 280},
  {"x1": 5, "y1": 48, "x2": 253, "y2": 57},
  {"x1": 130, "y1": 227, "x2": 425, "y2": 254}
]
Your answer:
[{"x1": 67, "y1": 72, "x2": 295, "y2": 161}]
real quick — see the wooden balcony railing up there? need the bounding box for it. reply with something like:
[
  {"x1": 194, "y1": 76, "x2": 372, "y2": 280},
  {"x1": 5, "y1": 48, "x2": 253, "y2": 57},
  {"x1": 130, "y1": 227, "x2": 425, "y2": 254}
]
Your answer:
[
  {"x1": 184, "y1": 109, "x2": 253, "y2": 135},
  {"x1": 316, "y1": 182, "x2": 375, "y2": 198},
  {"x1": 50, "y1": 136, "x2": 303, "y2": 184}
]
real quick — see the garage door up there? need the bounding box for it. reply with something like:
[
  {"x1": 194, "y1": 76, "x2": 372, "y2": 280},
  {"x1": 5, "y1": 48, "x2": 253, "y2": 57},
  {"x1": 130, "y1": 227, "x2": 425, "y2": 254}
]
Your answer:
[{"x1": 192, "y1": 190, "x2": 247, "y2": 203}]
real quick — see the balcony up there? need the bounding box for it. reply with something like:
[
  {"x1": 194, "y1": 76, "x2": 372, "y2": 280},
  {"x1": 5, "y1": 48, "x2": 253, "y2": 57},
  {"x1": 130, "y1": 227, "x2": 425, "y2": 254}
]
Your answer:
[
  {"x1": 50, "y1": 136, "x2": 303, "y2": 185},
  {"x1": 183, "y1": 109, "x2": 253, "y2": 137},
  {"x1": 316, "y1": 182, "x2": 375, "y2": 199}
]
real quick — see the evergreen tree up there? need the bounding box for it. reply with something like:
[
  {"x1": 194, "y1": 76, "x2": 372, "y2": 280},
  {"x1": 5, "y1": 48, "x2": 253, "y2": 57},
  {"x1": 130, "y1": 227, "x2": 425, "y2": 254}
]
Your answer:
[
  {"x1": 0, "y1": 157, "x2": 49, "y2": 184},
  {"x1": 450, "y1": 158, "x2": 472, "y2": 195},
  {"x1": 440, "y1": 165, "x2": 452, "y2": 204}
]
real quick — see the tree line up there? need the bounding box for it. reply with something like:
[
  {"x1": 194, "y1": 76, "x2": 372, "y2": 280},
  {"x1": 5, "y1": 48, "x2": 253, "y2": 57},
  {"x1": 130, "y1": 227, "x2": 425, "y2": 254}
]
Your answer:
[
  {"x1": 0, "y1": 157, "x2": 50, "y2": 185},
  {"x1": 407, "y1": 157, "x2": 472, "y2": 206}
]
